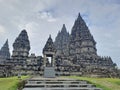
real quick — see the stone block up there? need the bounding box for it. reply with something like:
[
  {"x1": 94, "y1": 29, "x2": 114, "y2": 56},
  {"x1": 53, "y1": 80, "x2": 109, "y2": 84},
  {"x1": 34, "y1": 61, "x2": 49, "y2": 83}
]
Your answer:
[{"x1": 44, "y1": 67, "x2": 55, "y2": 78}]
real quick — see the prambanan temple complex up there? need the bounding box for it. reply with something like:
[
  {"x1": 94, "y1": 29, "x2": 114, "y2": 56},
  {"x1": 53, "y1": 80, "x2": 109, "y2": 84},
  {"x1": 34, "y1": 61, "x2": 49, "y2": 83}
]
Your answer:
[{"x1": 0, "y1": 13, "x2": 119, "y2": 77}]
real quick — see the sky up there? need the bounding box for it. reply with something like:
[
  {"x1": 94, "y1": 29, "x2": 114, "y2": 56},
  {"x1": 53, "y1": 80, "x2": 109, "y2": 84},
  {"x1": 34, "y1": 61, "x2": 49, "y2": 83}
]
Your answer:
[{"x1": 0, "y1": 0, "x2": 120, "y2": 68}]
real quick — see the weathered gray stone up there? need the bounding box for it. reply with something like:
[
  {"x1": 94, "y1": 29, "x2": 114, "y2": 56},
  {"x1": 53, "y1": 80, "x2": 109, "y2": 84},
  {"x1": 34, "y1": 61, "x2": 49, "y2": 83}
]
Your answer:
[
  {"x1": 43, "y1": 35, "x2": 56, "y2": 78},
  {"x1": 54, "y1": 13, "x2": 118, "y2": 77},
  {"x1": 0, "y1": 39, "x2": 10, "y2": 60},
  {"x1": 12, "y1": 29, "x2": 30, "y2": 62},
  {"x1": 44, "y1": 67, "x2": 55, "y2": 78},
  {"x1": 54, "y1": 24, "x2": 69, "y2": 57}
]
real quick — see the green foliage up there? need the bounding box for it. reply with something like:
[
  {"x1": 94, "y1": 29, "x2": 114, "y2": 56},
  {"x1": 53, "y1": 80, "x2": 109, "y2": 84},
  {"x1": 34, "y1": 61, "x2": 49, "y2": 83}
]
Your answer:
[
  {"x1": 0, "y1": 76, "x2": 30, "y2": 90},
  {"x1": 68, "y1": 76, "x2": 120, "y2": 90}
]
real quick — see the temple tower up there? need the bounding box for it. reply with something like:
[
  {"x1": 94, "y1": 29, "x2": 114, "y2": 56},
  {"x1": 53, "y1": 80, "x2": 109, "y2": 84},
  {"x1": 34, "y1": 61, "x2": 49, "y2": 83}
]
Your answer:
[
  {"x1": 69, "y1": 13, "x2": 97, "y2": 64},
  {"x1": 12, "y1": 30, "x2": 30, "y2": 64},
  {"x1": 43, "y1": 35, "x2": 56, "y2": 78},
  {"x1": 54, "y1": 24, "x2": 69, "y2": 57},
  {"x1": 0, "y1": 39, "x2": 10, "y2": 60}
]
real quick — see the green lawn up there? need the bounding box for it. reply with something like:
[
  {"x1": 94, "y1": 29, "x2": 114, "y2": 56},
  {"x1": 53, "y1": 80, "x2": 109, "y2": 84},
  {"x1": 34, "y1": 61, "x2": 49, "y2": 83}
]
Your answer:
[
  {"x1": 0, "y1": 76, "x2": 30, "y2": 90},
  {"x1": 68, "y1": 76, "x2": 120, "y2": 90}
]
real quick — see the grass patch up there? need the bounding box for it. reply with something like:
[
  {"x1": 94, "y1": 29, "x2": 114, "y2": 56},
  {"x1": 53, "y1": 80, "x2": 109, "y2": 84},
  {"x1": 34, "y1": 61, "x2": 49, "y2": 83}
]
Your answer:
[
  {"x1": 0, "y1": 76, "x2": 30, "y2": 90},
  {"x1": 68, "y1": 76, "x2": 120, "y2": 90}
]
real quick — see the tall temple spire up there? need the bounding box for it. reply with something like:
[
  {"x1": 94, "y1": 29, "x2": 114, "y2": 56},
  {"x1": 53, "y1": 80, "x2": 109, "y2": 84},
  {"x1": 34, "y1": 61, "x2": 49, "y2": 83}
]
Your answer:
[
  {"x1": 69, "y1": 13, "x2": 97, "y2": 57},
  {"x1": 49, "y1": 34, "x2": 51, "y2": 38},
  {"x1": 71, "y1": 13, "x2": 87, "y2": 35},
  {"x1": 12, "y1": 29, "x2": 30, "y2": 61},
  {"x1": 54, "y1": 24, "x2": 69, "y2": 56},
  {"x1": 77, "y1": 13, "x2": 83, "y2": 21},
  {"x1": 78, "y1": 13, "x2": 80, "y2": 17},
  {"x1": 61, "y1": 24, "x2": 67, "y2": 33},
  {"x1": 48, "y1": 34, "x2": 52, "y2": 43},
  {"x1": 5, "y1": 39, "x2": 8, "y2": 46},
  {"x1": 13, "y1": 29, "x2": 30, "y2": 51},
  {"x1": 2, "y1": 39, "x2": 9, "y2": 50},
  {"x1": 0, "y1": 39, "x2": 10, "y2": 59},
  {"x1": 75, "y1": 13, "x2": 85, "y2": 24}
]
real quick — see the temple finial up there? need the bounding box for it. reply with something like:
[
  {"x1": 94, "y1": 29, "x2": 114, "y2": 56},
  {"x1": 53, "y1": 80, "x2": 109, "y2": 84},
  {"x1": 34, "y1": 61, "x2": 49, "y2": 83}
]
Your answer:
[
  {"x1": 61, "y1": 24, "x2": 67, "y2": 33},
  {"x1": 78, "y1": 13, "x2": 80, "y2": 17},
  {"x1": 49, "y1": 34, "x2": 51, "y2": 38},
  {"x1": 77, "y1": 12, "x2": 82, "y2": 20},
  {"x1": 63, "y1": 24, "x2": 65, "y2": 28},
  {"x1": 4, "y1": 39, "x2": 9, "y2": 48}
]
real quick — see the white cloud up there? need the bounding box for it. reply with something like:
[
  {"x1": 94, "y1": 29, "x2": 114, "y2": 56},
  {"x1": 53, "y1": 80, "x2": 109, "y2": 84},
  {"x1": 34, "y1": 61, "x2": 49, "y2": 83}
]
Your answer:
[
  {"x1": 0, "y1": 25, "x2": 6, "y2": 34},
  {"x1": 38, "y1": 11, "x2": 57, "y2": 22},
  {"x1": 117, "y1": 40, "x2": 120, "y2": 47}
]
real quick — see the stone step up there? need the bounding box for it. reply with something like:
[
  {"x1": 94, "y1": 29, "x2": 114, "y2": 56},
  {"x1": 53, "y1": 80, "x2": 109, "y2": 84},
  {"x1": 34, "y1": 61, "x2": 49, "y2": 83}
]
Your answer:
[
  {"x1": 23, "y1": 87, "x2": 102, "y2": 90},
  {"x1": 27, "y1": 81, "x2": 87, "y2": 84},
  {"x1": 25, "y1": 83, "x2": 94, "y2": 87},
  {"x1": 28, "y1": 79, "x2": 82, "y2": 81},
  {"x1": 23, "y1": 77, "x2": 102, "y2": 90}
]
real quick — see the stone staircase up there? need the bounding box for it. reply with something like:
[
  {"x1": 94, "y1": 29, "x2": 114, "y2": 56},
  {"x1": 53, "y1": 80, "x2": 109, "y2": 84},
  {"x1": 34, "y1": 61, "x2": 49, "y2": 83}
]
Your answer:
[{"x1": 23, "y1": 77, "x2": 102, "y2": 90}]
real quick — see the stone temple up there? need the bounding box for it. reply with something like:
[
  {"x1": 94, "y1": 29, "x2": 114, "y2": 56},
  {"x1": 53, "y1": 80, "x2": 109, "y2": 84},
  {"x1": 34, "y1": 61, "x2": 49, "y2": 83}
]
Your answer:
[
  {"x1": 0, "y1": 13, "x2": 119, "y2": 77},
  {"x1": 12, "y1": 30, "x2": 30, "y2": 65},
  {"x1": 54, "y1": 13, "x2": 118, "y2": 77},
  {"x1": 0, "y1": 39, "x2": 10, "y2": 62}
]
